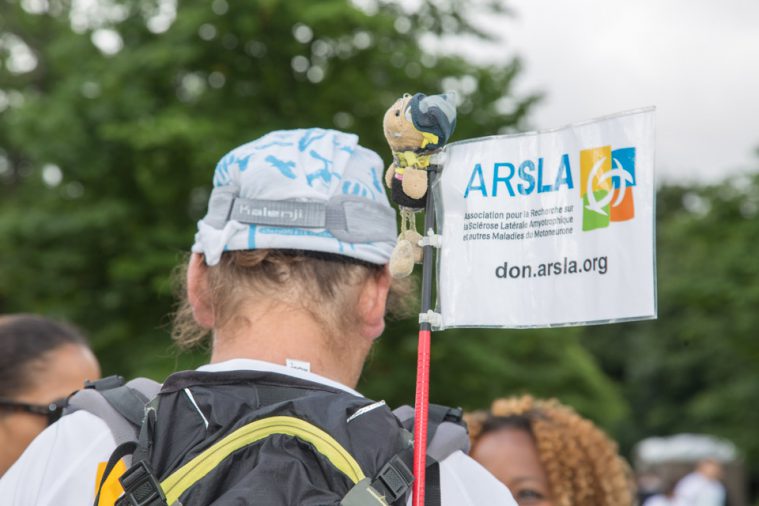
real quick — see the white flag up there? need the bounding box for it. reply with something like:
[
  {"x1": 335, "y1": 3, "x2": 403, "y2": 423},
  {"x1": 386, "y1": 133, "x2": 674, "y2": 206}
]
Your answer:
[{"x1": 434, "y1": 108, "x2": 656, "y2": 329}]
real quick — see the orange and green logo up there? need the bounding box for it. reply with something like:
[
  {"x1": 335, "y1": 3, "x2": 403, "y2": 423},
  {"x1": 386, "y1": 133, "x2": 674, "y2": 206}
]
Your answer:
[{"x1": 580, "y1": 146, "x2": 636, "y2": 231}]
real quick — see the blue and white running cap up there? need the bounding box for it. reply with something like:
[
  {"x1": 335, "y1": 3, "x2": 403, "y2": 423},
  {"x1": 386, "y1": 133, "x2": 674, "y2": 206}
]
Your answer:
[{"x1": 192, "y1": 128, "x2": 397, "y2": 266}]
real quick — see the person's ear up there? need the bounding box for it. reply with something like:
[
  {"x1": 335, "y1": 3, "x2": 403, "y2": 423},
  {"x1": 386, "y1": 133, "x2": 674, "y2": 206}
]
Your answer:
[
  {"x1": 187, "y1": 253, "x2": 215, "y2": 329},
  {"x1": 357, "y1": 266, "x2": 392, "y2": 340}
]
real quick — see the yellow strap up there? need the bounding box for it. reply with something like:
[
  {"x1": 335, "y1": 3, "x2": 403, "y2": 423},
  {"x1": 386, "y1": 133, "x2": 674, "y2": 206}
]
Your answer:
[
  {"x1": 160, "y1": 415, "x2": 366, "y2": 504},
  {"x1": 94, "y1": 459, "x2": 126, "y2": 506}
]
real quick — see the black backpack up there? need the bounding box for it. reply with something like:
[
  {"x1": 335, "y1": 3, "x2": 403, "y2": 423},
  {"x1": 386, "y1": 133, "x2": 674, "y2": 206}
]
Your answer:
[{"x1": 69, "y1": 371, "x2": 469, "y2": 506}]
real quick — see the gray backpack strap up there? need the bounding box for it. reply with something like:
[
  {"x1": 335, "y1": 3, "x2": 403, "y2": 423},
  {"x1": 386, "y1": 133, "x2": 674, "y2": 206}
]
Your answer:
[
  {"x1": 392, "y1": 406, "x2": 414, "y2": 426},
  {"x1": 426, "y1": 418, "x2": 469, "y2": 462},
  {"x1": 392, "y1": 404, "x2": 470, "y2": 462},
  {"x1": 104, "y1": 378, "x2": 162, "y2": 426},
  {"x1": 342, "y1": 404, "x2": 470, "y2": 506},
  {"x1": 65, "y1": 375, "x2": 161, "y2": 465}
]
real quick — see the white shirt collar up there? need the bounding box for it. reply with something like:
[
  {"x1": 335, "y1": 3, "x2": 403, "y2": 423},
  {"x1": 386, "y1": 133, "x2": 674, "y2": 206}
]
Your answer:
[{"x1": 197, "y1": 358, "x2": 362, "y2": 397}]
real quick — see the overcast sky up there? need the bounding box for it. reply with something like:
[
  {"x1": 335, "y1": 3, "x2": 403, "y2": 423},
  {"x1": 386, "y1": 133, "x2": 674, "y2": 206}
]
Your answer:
[{"x1": 448, "y1": 0, "x2": 759, "y2": 183}]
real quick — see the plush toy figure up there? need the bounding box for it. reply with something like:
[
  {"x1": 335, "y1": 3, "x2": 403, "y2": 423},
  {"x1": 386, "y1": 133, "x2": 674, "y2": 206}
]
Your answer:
[
  {"x1": 382, "y1": 92, "x2": 457, "y2": 278},
  {"x1": 383, "y1": 92, "x2": 457, "y2": 209}
]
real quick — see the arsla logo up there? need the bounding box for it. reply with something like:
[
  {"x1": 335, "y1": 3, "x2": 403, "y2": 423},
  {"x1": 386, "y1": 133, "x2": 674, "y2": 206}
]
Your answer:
[{"x1": 580, "y1": 146, "x2": 636, "y2": 231}]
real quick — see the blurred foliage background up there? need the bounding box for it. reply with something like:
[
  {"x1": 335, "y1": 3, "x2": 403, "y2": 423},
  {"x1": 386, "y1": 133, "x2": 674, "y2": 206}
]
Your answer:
[{"x1": 0, "y1": 0, "x2": 757, "y2": 501}]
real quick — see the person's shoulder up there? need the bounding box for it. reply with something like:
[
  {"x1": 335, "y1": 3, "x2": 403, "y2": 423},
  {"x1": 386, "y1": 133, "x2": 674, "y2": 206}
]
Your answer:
[
  {"x1": 436, "y1": 450, "x2": 517, "y2": 506},
  {"x1": 0, "y1": 410, "x2": 116, "y2": 506}
]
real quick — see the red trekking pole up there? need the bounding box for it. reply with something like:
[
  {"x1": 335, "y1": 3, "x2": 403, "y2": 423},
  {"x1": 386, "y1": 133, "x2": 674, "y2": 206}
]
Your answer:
[{"x1": 412, "y1": 168, "x2": 439, "y2": 506}]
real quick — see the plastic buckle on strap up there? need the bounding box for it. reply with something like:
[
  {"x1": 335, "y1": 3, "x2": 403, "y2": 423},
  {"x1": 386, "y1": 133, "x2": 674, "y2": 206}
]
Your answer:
[
  {"x1": 85, "y1": 375, "x2": 126, "y2": 391},
  {"x1": 445, "y1": 406, "x2": 464, "y2": 423},
  {"x1": 372, "y1": 454, "x2": 414, "y2": 503},
  {"x1": 418, "y1": 228, "x2": 442, "y2": 248},
  {"x1": 118, "y1": 460, "x2": 167, "y2": 506},
  {"x1": 418, "y1": 310, "x2": 442, "y2": 327}
]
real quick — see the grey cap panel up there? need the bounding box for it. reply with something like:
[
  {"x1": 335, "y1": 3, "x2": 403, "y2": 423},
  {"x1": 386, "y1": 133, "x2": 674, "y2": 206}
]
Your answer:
[
  {"x1": 231, "y1": 198, "x2": 327, "y2": 228},
  {"x1": 325, "y1": 202, "x2": 348, "y2": 232},
  {"x1": 203, "y1": 188, "x2": 397, "y2": 245},
  {"x1": 328, "y1": 195, "x2": 397, "y2": 244}
]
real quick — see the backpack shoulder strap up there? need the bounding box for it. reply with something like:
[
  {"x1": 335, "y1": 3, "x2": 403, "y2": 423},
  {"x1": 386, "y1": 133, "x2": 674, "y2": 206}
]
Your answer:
[
  {"x1": 392, "y1": 404, "x2": 469, "y2": 462},
  {"x1": 379, "y1": 404, "x2": 469, "y2": 506},
  {"x1": 65, "y1": 375, "x2": 161, "y2": 450},
  {"x1": 342, "y1": 403, "x2": 469, "y2": 506},
  {"x1": 72, "y1": 376, "x2": 162, "y2": 506}
]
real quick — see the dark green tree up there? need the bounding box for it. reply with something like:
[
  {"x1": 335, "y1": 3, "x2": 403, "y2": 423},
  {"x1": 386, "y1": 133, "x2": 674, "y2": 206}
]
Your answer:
[
  {"x1": 362, "y1": 323, "x2": 629, "y2": 428},
  {"x1": 0, "y1": 0, "x2": 625, "y2": 429},
  {"x1": 580, "y1": 167, "x2": 759, "y2": 499}
]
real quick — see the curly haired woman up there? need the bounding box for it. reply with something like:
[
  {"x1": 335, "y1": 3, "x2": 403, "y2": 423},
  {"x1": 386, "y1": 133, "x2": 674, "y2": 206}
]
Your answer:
[{"x1": 467, "y1": 396, "x2": 635, "y2": 506}]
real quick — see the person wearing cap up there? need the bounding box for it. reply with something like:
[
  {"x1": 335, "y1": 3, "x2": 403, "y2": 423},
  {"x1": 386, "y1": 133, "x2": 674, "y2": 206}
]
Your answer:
[{"x1": 0, "y1": 129, "x2": 516, "y2": 505}]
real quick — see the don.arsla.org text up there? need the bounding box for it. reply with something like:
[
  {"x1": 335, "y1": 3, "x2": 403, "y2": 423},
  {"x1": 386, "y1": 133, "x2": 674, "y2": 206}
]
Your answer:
[{"x1": 495, "y1": 256, "x2": 608, "y2": 279}]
